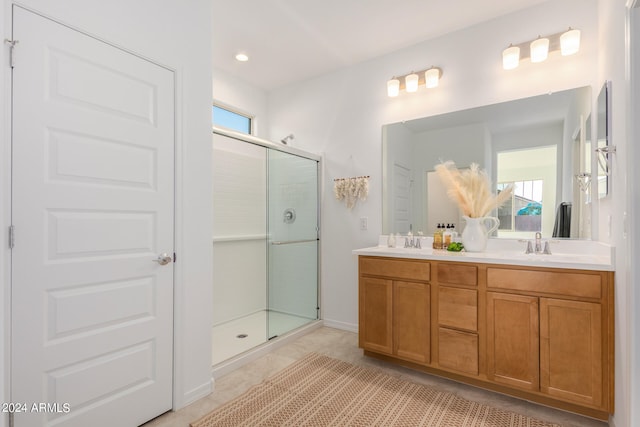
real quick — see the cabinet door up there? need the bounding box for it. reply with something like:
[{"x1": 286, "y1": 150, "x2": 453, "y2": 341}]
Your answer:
[
  {"x1": 394, "y1": 281, "x2": 430, "y2": 364},
  {"x1": 359, "y1": 277, "x2": 393, "y2": 354},
  {"x1": 540, "y1": 298, "x2": 602, "y2": 406},
  {"x1": 487, "y1": 292, "x2": 539, "y2": 391}
]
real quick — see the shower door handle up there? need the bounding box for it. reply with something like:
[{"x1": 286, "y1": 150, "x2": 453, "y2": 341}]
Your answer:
[
  {"x1": 271, "y1": 239, "x2": 318, "y2": 245},
  {"x1": 152, "y1": 253, "x2": 173, "y2": 265}
]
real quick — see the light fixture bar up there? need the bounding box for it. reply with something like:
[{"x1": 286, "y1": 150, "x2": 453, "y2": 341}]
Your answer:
[
  {"x1": 393, "y1": 67, "x2": 443, "y2": 91},
  {"x1": 510, "y1": 32, "x2": 561, "y2": 61},
  {"x1": 505, "y1": 29, "x2": 576, "y2": 62}
]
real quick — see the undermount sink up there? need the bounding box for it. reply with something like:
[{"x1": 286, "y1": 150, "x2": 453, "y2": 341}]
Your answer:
[{"x1": 493, "y1": 251, "x2": 598, "y2": 261}]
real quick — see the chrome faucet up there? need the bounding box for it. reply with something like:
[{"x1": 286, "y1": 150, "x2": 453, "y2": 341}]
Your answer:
[
  {"x1": 404, "y1": 233, "x2": 421, "y2": 249},
  {"x1": 524, "y1": 240, "x2": 534, "y2": 254},
  {"x1": 521, "y1": 232, "x2": 552, "y2": 255},
  {"x1": 535, "y1": 232, "x2": 542, "y2": 254}
]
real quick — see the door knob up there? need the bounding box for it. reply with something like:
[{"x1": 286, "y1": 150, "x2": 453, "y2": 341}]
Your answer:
[{"x1": 152, "y1": 253, "x2": 173, "y2": 265}]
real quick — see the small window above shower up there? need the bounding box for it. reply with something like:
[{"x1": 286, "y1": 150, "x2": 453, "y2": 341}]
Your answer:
[{"x1": 212, "y1": 103, "x2": 253, "y2": 135}]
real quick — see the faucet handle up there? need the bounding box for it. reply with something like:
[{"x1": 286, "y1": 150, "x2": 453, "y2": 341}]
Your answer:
[
  {"x1": 543, "y1": 241, "x2": 552, "y2": 255},
  {"x1": 525, "y1": 241, "x2": 534, "y2": 254}
]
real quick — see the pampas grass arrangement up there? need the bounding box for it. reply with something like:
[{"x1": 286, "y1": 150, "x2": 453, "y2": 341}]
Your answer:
[{"x1": 434, "y1": 161, "x2": 513, "y2": 218}]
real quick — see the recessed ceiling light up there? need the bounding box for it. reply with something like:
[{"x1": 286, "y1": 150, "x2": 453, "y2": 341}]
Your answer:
[{"x1": 235, "y1": 53, "x2": 249, "y2": 62}]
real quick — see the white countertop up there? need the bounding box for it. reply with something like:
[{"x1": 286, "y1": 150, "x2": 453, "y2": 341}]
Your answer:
[{"x1": 353, "y1": 236, "x2": 614, "y2": 271}]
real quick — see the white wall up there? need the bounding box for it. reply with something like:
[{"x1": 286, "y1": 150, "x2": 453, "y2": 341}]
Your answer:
[
  {"x1": 0, "y1": 1, "x2": 213, "y2": 423},
  {"x1": 597, "y1": 1, "x2": 635, "y2": 426},
  {"x1": 267, "y1": 0, "x2": 598, "y2": 333},
  {"x1": 213, "y1": 67, "x2": 269, "y2": 139},
  {"x1": 629, "y1": 7, "x2": 640, "y2": 427}
]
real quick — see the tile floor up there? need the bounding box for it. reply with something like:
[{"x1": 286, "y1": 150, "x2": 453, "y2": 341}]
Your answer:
[{"x1": 143, "y1": 326, "x2": 608, "y2": 427}]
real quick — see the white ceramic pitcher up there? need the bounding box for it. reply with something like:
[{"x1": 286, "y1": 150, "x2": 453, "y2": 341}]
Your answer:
[{"x1": 461, "y1": 216, "x2": 500, "y2": 252}]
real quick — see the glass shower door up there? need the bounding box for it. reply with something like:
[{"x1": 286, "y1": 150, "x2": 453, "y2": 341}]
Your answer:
[{"x1": 267, "y1": 150, "x2": 319, "y2": 339}]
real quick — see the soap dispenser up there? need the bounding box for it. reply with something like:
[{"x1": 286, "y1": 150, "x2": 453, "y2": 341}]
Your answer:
[
  {"x1": 443, "y1": 224, "x2": 453, "y2": 248},
  {"x1": 433, "y1": 224, "x2": 443, "y2": 249},
  {"x1": 387, "y1": 233, "x2": 396, "y2": 248}
]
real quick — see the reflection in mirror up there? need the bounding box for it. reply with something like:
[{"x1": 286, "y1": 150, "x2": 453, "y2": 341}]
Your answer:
[
  {"x1": 596, "y1": 81, "x2": 611, "y2": 199},
  {"x1": 574, "y1": 113, "x2": 592, "y2": 238},
  {"x1": 382, "y1": 86, "x2": 592, "y2": 239}
]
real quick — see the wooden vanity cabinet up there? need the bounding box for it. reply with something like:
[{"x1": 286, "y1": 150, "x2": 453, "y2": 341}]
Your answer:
[
  {"x1": 486, "y1": 292, "x2": 540, "y2": 390},
  {"x1": 359, "y1": 257, "x2": 431, "y2": 364},
  {"x1": 486, "y1": 266, "x2": 612, "y2": 413},
  {"x1": 436, "y1": 263, "x2": 479, "y2": 376},
  {"x1": 358, "y1": 256, "x2": 614, "y2": 420}
]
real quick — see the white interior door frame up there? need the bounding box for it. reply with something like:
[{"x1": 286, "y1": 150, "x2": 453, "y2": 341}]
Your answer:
[
  {"x1": 1, "y1": 5, "x2": 13, "y2": 425},
  {"x1": 626, "y1": 3, "x2": 640, "y2": 426},
  {"x1": 0, "y1": 4, "x2": 196, "y2": 423}
]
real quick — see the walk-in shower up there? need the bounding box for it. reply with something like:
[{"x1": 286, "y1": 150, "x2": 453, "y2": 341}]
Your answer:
[{"x1": 211, "y1": 128, "x2": 320, "y2": 366}]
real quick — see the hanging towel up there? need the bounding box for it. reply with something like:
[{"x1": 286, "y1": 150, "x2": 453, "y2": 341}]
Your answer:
[{"x1": 552, "y1": 202, "x2": 572, "y2": 237}]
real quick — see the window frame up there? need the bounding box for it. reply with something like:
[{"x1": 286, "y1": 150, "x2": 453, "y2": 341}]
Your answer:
[
  {"x1": 497, "y1": 179, "x2": 544, "y2": 233},
  {"x1": 212, "y1": 101, "x2": 255, "y2": 135}
]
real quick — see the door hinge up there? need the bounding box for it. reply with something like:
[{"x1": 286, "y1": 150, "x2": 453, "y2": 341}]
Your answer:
[
  {"x1": 9, "y1": 225, "x2": 15, "y2": 249},
  {"x1": 4, "y1": 39, "x2": 18, "y2": 68}
]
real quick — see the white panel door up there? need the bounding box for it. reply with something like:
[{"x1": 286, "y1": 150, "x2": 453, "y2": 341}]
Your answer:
[{"x1": 11, "y1": 7, "x2": 174, "y2": 426}]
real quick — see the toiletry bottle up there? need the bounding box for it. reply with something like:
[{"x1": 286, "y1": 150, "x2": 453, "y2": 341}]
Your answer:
[
  {"x1": 443, "y1": 224, "x2": 452, "y2": 248},
  {"x1": 450, "y1": 223, "x2": 459, "y2": 242},
  {"x1": 433, "y1": 224, "x2": 443, "y2": 249},
  {"x1": 387, "y1": 233, "x2": 396, "y2": 248}
]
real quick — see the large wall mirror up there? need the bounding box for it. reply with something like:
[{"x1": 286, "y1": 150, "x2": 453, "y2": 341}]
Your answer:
[
  {"x1": 382, "y1": 86, "x2": 592, "y2": 240},
  {"x1": 596, "y1": 81, "x2": 611, "y2": 199}
]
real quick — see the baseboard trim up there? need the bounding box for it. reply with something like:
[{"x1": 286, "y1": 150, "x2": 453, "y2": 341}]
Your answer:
[
  {"x1": 322, "y1": 319, "x2": 358, "y2": 333},
  {"x1": 181, "y1": 379, "x2": 213, "y2": 407}
]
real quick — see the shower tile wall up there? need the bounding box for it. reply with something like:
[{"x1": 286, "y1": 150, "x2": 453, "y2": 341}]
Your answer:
[{"x1": 212, "y1": 136, "x2": 266, "y2": 326}]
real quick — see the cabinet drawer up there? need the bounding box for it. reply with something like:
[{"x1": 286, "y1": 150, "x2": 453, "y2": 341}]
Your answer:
[
  {"x1": 487, "y1": 267, "x2": 601, "y2": 299},
  {"x1": 360, "y1": 257, "x2": 430, "y2": 281},
  {"x1": 438, "y1": 287, "x2": 477, "y2": 331},
  {"x1": 437, "y1": 263, "x2": 477, "y2": 286},
  {"x1": 438, "y1": 328, "x2": 478, "y2": 375}
]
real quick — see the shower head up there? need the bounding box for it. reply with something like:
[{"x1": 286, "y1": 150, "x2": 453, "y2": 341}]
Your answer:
[{"x1": 281, "y1": 134, "x2": 294, "y2": 145}]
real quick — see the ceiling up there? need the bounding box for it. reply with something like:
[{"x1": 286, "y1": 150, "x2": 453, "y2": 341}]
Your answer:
[{"x1": 212, "y1": 0, "x2": 549, "y2": 91}]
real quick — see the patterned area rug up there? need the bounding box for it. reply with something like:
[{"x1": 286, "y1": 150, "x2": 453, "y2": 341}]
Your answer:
[{"x1": 191, "y1": 353, "x2": 560, "y2": 427}]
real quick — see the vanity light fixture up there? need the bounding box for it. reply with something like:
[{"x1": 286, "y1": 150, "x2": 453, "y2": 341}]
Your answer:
[
  {"x1": 235, "y1": 52, "x2": 249, "y2": 62},
  {"x1": 595, "y1": 145, "x2": 617, "y2": 176},
  {"x1": 574, "y1": 172, "x2": 592, "y2": 193},
  {"x1": 425, "y1": 67, "x2": 441, "y2": 88},
  {"x1": 386, "y1": 67, "x2": 442, "y2": 97},
  {"x1": 387, "y1": 78, "x2": 400, "y2": 97},
  {"x1": 502, "y1": 44, "x2": 520, "y2": 70},
  {"x1": 405, "y1": 72, "x2": 419, "y2": 92},
  {"x1": 560, "y1": 28, "x2": 581, "y2": 55},
  {"x1": 502, "y1": 28, "x2": 580, "y2": 70},
  {"x1": 530, "y1": 36, "x2": 549, "y2": 63}
]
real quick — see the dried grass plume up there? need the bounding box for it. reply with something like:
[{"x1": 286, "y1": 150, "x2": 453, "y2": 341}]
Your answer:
[{"x1": 434, "y1": 161, "x2": 513, "y2": 218}]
